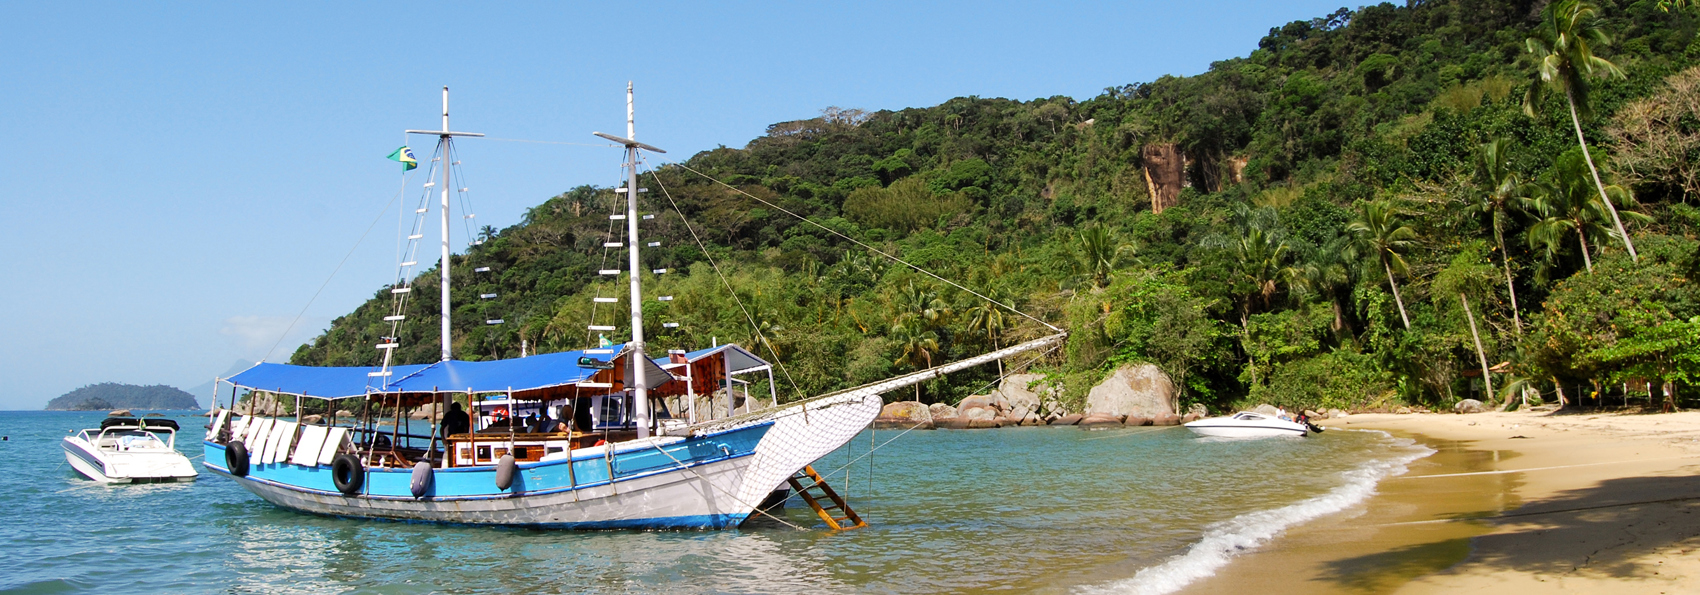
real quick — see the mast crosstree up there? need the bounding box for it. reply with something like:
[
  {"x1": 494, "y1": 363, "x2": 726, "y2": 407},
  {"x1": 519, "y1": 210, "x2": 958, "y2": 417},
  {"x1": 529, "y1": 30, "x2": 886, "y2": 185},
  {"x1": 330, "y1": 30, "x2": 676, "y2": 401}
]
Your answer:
[
  {"x1": 406, "y1": 87, "x2": 484, "y2": 362},
  {"x1": 593, "y1": 83, "x2": 666, "y2": 439}
]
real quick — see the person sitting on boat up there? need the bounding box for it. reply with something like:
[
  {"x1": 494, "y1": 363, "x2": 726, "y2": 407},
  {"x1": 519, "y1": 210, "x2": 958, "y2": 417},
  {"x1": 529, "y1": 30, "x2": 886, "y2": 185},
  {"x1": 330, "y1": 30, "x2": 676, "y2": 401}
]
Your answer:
[{"x1": 441, "y1": 402, "x2": 469, "y2": 437}]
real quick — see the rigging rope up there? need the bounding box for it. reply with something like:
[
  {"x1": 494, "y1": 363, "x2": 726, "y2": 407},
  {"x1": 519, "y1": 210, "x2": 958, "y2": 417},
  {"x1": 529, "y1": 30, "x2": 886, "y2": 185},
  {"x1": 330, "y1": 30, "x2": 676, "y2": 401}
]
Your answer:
[
  {"x1": 644, "y1": 160, "x2": 805, "y2": 400},
  {"x1": 483, "y1": 137, "x2": 621, "y2": 148},
  {"x1": 665, "y1": 160, "x2": 1063, "y2": 333},
  {"x1": 262, "y1": 169, "x2": 413, "y2": 363}
]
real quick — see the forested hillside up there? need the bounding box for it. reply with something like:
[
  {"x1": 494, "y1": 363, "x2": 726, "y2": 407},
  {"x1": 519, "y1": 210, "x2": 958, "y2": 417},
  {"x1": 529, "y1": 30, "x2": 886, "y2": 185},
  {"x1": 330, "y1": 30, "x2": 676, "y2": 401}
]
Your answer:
[
  {"x1": 294, "y1": 0, "x2": 1700, "y2": 413},
  {"x1": 46, "y1": 383, "x2": 200, "y2": 411}
]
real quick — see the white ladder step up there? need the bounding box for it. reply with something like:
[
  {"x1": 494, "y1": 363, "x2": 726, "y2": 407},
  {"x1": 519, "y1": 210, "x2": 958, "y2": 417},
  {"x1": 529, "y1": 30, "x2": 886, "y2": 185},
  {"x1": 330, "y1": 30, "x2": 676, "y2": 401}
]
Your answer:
[
  {"x1": 408, "y1": 234, "x2": 423, "y2": 240},
  {"x1": 400, "y1": 261, "x2": 416, "y2": 267},
  {"x1": 480, "y1": 293, "x2": 497, "y2": 299},
  {"x1": 579, "y1": 382, "x2": 614, "y2": 388},
  {"x1": 588, "y1": 325, "x2": 616, "y2": 331},
  {"x1": 642, "y1": 214, "x2": 655, "y2": 219},
  {"x1": 652, "y1": 268, "x2": 668, "y2": 274},
  {"x1": 599, "y1": 269, "x2": 621, "y2": 275},
  {"x1": 383, "y1": 315, "x2": 405, "y2": 322},
  {"x1": 658, "y1": 296, "x2": 673, "y2": 301},
  {"x1": 662, "y1": 322, "x2": 680, "y2": 328},
  {"x1": 475, "y1": 267, "x2": 490, "y2": 273},
  {"x1": 486, "y1": 319, "x2": 504, "y2": 325},
  {"x1": 368, "y1": 371, "x2": 393, "y2": 377},
  {"x1": 423, "y1": 182, "x2": 436, "y2": 188},
  {"x1": 593, "y1": 297, "x2": 618, "y2": 303},
  {"x1": 391, "y1": 288, "x2": 411, "y2": 294},
  {"x1": 604, "y1": 242, "x2": 622, "y2": 248},
  {"x1": 610, "y1": 214, "x2": 626, "y2": 220},
  {"x1": 647, "y1": 241, "x2": 660, "y2": 247},
  {"x1": 416, "y1": 208, "x2": 428, "y2": 214},
  {"x1": 375, "y1": 343, "x2": 398, "y2": 349}
]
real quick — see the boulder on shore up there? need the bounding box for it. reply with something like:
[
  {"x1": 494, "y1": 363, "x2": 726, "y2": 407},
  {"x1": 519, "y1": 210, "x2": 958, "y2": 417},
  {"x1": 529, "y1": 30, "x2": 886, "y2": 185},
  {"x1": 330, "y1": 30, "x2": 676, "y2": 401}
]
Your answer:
[
  {"x1": 1180, "y1": 413, "x2": 1200, "y2": 423},
  {"x1": 874, "y1": 401, "x2": 934, "y2": 429},
  {"x1": 1124, "y1": 415, "x2": 1153, "y2": 427},
  {"x1": 1084, "y1": 364, "x2": 1177, "y2": 419},
  {"x1": 1153, "y1": 413, "x2": 1182, "y2": 426},
  {"x1": 928, "y1": 403, "x2": 958, "y2": 421},
  {"x1": 968, "y1": 419, "x2": 1003, "y2": 429},
  {"x1": 1186, "y1": 403, "x2": 1209, "y2": 418},
  {"x1": 959, "y1": 405, "x2": 999, "y2": 422},
  {"x1": 1078, "y1": 413, "x2": 1124, "y2": 429},
  {"x1": 1050, "y1": 414, "x2": 1083, "y2": 426},
  {"x1": 1251, "y1": 404, "x2": 1282, "y2": 417},
  {"x1": 1453, "y1": 399, "x2": 1486, "y2": 414},
  {"x1": 937, "y1": 417, "x2": 971, "y2": 430},
  {"x1": 998, "y1": 373, "x2": 1059, "y2": 420}
]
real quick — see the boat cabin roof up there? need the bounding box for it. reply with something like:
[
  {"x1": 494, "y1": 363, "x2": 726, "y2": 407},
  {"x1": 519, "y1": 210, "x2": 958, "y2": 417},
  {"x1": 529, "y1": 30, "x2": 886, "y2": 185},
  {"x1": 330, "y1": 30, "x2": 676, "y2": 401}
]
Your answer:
[{"x1": 99, "y1": 417, "x2": 179, "y2": 431}]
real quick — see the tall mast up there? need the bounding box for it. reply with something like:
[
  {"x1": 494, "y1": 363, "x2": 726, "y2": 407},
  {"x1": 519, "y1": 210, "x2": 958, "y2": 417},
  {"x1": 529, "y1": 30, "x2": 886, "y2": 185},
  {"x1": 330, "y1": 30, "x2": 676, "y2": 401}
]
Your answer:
[
  {"x1": 406, "y1": 87, "x2": 483, "y2": 362},
  {"x1": 594, "y1": 82, "x2": 667, "y2": 439}
]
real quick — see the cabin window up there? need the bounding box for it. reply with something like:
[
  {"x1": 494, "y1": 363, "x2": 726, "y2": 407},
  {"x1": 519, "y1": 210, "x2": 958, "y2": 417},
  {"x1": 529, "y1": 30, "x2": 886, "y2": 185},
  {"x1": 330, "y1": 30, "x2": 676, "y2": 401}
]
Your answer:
[
  {"x1": 513, "y1": 447, "x2": 529, "y2": 460},
  {"x1": 477, "y1": 445, "x2": 491, "y2": 460},
  {"x1": 597, "y1": 395, "x2": 631, "y2": 429},
  {"x1": 545, "y1": 446, "x2": 563, "y2": 455}
]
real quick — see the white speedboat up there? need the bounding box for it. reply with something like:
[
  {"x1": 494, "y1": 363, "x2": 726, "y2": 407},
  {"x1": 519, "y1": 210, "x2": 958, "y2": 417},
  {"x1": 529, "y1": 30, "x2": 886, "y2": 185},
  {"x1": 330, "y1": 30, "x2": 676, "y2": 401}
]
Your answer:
[
  {"x1": 1184, "y1": 411, "x2": 1311, "y2": 438},
  {"x1": 63, "y1": 417, "x2": 199, "y2": 483}
]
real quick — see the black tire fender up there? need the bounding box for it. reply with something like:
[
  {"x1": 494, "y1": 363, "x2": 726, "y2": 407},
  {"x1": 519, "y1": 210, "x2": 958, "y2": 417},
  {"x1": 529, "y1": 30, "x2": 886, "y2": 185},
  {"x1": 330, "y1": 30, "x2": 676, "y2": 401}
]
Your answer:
[
  {"x1": 225, "y1": 441, "x2": 250, "y2": 477},
  {"x1": 331, "y1": 453, "x2": 365, "y2": 495},
  {"x1": 494, "y1": 454, "x2": 516, "y2": 491}
]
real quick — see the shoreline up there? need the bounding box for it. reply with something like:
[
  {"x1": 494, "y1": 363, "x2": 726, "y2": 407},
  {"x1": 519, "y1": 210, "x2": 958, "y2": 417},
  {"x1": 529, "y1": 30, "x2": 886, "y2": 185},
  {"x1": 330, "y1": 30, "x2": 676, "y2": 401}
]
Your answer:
[{"x1": 1175, "y1": 410, "x2": 1700, "y2": 594}]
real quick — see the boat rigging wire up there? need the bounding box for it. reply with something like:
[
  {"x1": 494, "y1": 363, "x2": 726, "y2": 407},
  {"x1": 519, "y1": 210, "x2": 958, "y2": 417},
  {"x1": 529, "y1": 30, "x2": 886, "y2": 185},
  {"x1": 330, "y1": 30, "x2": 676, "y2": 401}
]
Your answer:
[
  {"x1": 643, "y1": 158, "x2": 805, "y2": 399},
  {"x1": 261, "y1": 169, "x2": 414, "y2": 363},
  {"x1": 483, "y1": 137, "x2": 621, "y2": 148},
  {"x1": 664, "y1": 160, "x2": 1063, "y2": 334}
]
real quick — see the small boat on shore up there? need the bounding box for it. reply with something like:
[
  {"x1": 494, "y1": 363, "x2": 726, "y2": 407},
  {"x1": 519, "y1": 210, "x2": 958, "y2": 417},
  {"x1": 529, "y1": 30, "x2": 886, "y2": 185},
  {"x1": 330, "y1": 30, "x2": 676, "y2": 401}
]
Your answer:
[
  {"x1": 63, "y1": 417, "x2": 199, "y2": 483},
  {"x1": 1184, "y1": 411, "x2": 1310, "y2": 438}
]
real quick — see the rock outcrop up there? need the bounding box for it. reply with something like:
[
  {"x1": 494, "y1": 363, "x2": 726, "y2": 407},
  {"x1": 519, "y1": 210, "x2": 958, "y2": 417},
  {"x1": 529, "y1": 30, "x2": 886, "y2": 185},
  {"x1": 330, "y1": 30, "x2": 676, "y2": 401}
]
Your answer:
[
  {"x1": 1078, "y1": 412, "x2": 1124, "y2": 429},
  {"x1": 928, "y1": 403, "x2": 958, "y2": 421},
  {"x1": 1453, "y1": 399, "x2": 1486, "y2": 414},
  {"x1": 1142, "y1": 143, "x2": 1186, "y2": 214},
  {"x1": 1084, "y1": 364, "x2": 1177, "y2": 419},
  {"x1": 874, "y1": 401, "x2": 934, "y2": 429}
]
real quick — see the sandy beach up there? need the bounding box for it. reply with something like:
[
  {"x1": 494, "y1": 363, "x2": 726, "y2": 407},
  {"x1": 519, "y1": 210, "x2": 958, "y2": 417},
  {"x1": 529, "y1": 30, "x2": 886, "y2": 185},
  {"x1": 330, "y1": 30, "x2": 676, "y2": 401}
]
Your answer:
[{"x1": 1181, "y1": 409, "x2": 1700, "y2": 594}]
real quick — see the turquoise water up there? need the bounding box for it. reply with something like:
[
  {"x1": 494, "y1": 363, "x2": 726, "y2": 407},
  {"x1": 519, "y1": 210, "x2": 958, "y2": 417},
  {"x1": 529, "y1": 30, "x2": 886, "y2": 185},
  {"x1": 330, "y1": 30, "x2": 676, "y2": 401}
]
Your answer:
[{"x1": 2, "y1": 411, "x2": 1425, "y2": 594}]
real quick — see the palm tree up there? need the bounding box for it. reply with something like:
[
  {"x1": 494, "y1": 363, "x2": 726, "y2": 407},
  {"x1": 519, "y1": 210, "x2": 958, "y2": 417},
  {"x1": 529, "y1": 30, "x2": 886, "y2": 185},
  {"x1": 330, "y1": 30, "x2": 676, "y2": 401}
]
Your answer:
[
  {"x1": 1075, "y1": 225, "x2": 1135, "y2": 289},
  {"x1": 1522, "y1": 151, "x2": 1648, "y2": 273},
  {"x1": 1295, "y1": 237, "x2": 1355, "y2": 335},
  {"x1": 965, "y1": 287, "x2": 1015, "y2": 376},
  {"x1": 1525, "y1": 0, "x2": 1638, "y2": 262},
  {"x1": 893, "y1": 282, "x2": 952, "y2": 332},
  {"x1": 1474, "y1": 138, "x2": 1526, "y2": 333},
  {"x1": 1345, "y1": 201, "x2": 1418, "y2": 330},
  {"x1": 1231, "y1": 226, "x2": 1301, "y2": 331},
  {"x1": 889, "y1": 320, "x2": 940, "y2": 401}
]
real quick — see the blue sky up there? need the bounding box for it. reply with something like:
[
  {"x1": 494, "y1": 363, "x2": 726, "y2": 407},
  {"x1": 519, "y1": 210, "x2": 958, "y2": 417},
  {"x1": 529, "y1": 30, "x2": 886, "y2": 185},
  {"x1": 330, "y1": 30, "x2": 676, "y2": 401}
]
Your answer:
[{"x1": 0, "y1": 1, "x2": 1347, "y2": 409}]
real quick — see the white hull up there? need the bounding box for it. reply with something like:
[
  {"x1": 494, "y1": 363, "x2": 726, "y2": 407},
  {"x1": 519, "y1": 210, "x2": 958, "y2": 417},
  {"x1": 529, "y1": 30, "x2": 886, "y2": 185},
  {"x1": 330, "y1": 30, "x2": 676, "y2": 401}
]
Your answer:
[
  {"x1": 62, "y1": 436, "x2": 198, "y2": 483},
  {"x1": 220, "y1": 454, "x2": 757, "y2": 528},
  {"x1": 1184, "y1": 412, "x2": 1309, "y2": 438}
]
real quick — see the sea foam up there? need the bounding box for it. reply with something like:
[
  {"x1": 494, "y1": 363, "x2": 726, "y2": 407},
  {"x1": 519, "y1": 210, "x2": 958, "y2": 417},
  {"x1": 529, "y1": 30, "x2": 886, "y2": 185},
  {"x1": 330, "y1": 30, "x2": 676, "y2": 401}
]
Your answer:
[{"x1": 1079, "y1": 431, "x2": 1433, "y2": 595}]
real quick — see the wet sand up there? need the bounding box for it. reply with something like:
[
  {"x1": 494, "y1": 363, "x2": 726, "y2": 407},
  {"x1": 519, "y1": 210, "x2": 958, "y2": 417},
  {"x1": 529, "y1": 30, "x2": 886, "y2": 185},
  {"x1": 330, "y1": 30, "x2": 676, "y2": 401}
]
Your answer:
[{"x1": 1180, "y1": 409, "x2": 1700, "y2": 594}]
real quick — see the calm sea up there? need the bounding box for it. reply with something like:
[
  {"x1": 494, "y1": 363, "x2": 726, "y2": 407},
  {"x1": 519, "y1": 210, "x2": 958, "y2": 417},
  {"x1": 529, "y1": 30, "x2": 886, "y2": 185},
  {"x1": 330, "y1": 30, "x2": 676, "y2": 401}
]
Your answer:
[{"x1": 0, "y1": 410, "x2": 1427, "y2": 594}]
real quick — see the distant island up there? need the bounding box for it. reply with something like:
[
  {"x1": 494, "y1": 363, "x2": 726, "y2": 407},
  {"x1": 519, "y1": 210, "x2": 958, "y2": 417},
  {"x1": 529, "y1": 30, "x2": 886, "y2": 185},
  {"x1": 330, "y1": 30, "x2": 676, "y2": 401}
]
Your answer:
[{"x1": 46, "y1": 383, "x2": 200, "y2": 411}]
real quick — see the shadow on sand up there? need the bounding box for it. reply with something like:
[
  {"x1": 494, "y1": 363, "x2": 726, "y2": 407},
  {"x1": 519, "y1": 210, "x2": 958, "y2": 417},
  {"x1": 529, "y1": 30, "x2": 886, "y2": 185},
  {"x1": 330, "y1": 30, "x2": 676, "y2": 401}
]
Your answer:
[{"x1": 1316, "y1": 470, "x2": 1700, "y2": 589}]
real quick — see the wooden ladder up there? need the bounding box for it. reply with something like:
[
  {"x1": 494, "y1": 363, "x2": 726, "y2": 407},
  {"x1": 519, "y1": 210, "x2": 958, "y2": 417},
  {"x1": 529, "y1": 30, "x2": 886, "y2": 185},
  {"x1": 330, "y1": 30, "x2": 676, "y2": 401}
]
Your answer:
[{"x1": 785, "y1": 465, "x2": 867, "y2": 530}]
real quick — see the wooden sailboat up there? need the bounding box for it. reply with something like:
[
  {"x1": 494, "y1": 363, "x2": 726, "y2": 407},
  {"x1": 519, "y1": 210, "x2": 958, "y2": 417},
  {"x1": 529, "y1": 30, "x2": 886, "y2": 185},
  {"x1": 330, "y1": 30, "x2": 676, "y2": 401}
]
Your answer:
[{"x1": 201, "y1": 85, "x2": 1063, "y2": 529}]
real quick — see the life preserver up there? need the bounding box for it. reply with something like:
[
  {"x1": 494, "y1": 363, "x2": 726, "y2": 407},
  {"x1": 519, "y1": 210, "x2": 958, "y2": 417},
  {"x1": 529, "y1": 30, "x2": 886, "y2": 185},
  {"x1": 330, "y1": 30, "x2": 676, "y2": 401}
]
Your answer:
[
  {"x1": 331, "y1": 453, "x2": 364, "y2": 495},
  {"x1": 225, "y1": 441, "x2": 250, "y2": 477}
]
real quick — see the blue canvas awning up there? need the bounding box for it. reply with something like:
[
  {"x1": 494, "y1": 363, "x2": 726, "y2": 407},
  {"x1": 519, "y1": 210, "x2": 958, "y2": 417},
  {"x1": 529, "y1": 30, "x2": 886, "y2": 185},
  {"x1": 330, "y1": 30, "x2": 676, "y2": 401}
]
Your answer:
[{"x1": 224, "y1": 347, "x2": 674, "y2": 400}]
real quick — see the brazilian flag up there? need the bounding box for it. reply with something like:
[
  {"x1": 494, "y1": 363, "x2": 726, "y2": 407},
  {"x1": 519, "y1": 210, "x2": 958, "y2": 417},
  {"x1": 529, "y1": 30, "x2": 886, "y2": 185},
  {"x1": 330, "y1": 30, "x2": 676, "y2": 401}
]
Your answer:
[{"x1": 387, "y1": 146, "x2": 418, "y2": 171}]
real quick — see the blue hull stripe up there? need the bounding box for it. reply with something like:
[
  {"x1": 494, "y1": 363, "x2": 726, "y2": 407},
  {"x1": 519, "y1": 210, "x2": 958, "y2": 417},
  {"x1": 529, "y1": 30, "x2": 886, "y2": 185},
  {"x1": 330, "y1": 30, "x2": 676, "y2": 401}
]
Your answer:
[{"x1": 204, "y1": 421, "x2": 773, "y2": 502}]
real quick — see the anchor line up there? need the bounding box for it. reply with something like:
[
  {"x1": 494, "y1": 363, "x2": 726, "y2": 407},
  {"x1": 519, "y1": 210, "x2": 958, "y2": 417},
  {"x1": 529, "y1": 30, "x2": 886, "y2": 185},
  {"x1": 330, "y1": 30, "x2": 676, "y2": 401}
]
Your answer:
[{"x1": 759, "y1": 340, "x2": 1063, "y2": 516}]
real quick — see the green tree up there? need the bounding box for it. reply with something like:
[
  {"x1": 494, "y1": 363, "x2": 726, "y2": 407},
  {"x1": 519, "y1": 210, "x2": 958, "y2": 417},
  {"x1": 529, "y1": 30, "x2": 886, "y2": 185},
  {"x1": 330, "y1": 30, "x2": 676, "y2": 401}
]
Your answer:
[
  {"x1": 1346, "y1": 200, "x2": 1418, "y2": 330},
  {"x1": 1474, "y1": 138, "x2": 1526, "y2": 332},
  {"x1": 1524, "y1": 0, "x2": 1639, "y2": 262},
  {"x1": 1075, "y1": 225, "x2": 1135, "y2": 289},
  {"x1": 889, "y1": 320, "x2": 941, "y2": 401},
  {"x1": 1523, "y1": 150, "x2": 1647, "y2": 273}
]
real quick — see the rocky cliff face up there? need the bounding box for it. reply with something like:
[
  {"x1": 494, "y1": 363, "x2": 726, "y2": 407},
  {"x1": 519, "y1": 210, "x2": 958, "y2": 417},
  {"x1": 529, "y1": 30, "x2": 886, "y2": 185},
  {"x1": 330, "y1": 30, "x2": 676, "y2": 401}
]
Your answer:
[{"x1": 1141, "y1": 143, "x2": 1186, "y2": 214}]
